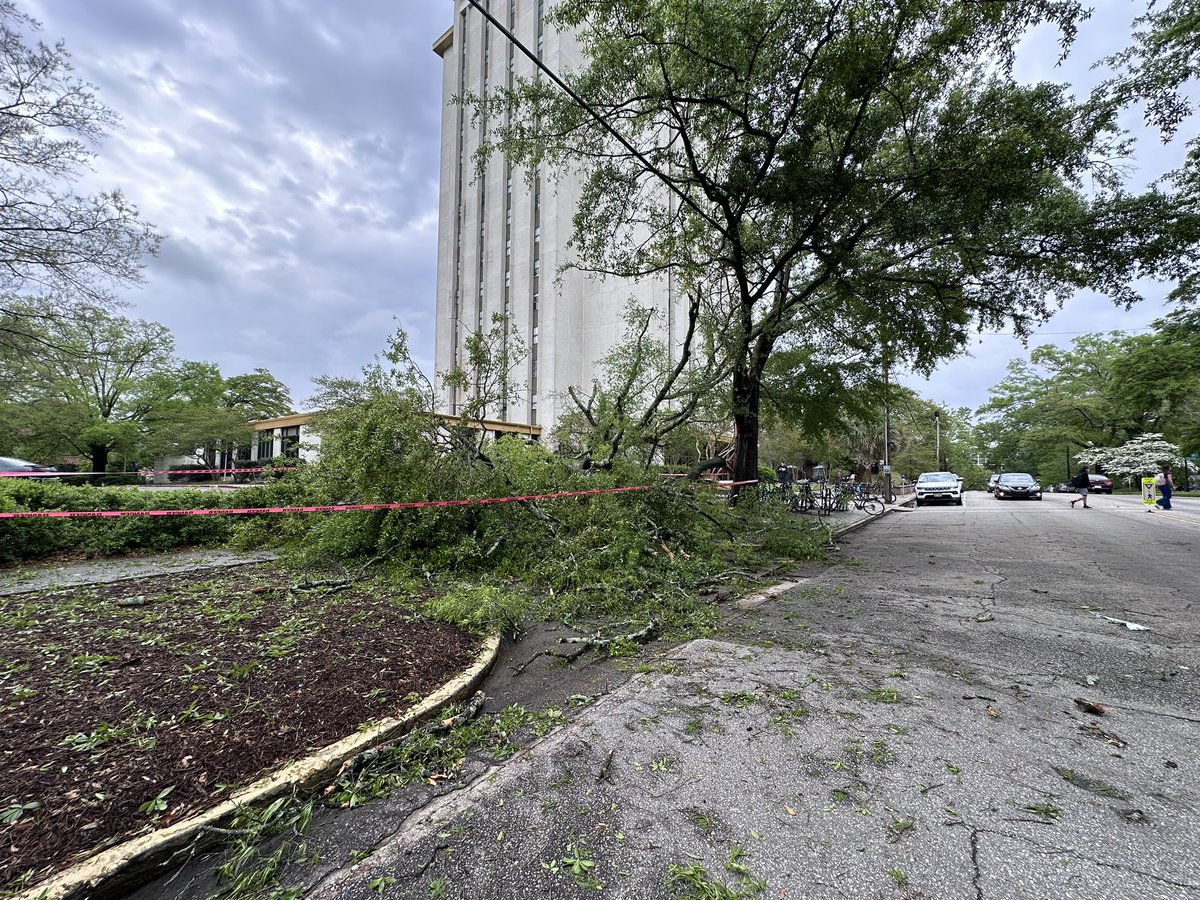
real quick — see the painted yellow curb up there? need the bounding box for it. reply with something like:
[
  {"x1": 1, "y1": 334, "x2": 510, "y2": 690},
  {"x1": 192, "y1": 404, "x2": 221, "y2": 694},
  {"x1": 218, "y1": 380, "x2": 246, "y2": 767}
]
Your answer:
[{"x1": 20, "y1": 634, "x2": 501, "y2": 900}]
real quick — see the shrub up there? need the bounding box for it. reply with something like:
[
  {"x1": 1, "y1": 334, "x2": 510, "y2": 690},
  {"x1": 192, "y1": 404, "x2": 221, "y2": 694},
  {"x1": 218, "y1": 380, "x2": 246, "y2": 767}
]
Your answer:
[{"x1": 0, "y1": 480, "x2": 276, "y2": 565}]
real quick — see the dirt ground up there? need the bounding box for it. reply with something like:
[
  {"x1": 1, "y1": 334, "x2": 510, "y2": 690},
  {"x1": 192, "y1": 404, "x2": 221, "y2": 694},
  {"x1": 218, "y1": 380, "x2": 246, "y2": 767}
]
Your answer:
[{"x1": 0, "y1": 564, "x2": 479, "y2": 893}]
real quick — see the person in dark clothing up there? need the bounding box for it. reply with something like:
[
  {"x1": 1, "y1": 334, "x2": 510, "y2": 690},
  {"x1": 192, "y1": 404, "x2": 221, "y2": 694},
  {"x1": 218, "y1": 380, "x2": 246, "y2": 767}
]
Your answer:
[
  {"x1": 1069, "y1": 466, "x2": 1091, "y2": 508},
  {"x1": 1154, "y1": 465, "x2": 1175, "y2": 510}
]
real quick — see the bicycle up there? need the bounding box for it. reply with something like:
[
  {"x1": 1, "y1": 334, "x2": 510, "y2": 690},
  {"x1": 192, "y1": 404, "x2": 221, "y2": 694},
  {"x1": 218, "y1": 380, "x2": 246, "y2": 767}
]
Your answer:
[{"x1": 850, "y1": 493, "x2": 884, "y2": 515}]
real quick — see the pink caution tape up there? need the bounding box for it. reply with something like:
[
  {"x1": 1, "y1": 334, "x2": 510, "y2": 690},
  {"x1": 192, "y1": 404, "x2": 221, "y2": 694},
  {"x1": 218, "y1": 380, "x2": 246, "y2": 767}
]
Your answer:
[
  {"x1": 0, "y1": 465, "x2": 291, "y2": 478},
  {"x1": 0, "y1": 485, "x2": 656, "y2": 519}
]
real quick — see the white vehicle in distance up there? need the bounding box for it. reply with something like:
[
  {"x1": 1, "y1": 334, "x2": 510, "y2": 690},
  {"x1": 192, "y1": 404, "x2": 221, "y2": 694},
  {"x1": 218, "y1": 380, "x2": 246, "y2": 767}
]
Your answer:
[{"x1": 914, "y1": 471, "x2": 963, "y2": 507}]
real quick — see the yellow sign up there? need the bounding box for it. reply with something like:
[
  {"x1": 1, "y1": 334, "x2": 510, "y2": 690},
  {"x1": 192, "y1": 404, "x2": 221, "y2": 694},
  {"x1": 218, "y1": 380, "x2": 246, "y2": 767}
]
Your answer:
[{"x1": 1142, "y1": 477, "x2": 1156, "y2": 505}]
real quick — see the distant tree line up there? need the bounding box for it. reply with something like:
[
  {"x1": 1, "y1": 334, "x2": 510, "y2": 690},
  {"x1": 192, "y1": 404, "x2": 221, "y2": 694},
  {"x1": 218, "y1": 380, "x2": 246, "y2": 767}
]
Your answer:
[{"x1": 974, "y1": 308, "x2": 1199, "y2": 482}]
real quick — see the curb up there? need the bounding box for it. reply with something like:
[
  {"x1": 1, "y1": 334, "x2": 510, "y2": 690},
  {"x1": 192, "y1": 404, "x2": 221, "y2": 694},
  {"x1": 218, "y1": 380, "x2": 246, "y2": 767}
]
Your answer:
[
  {"x1": 20, "y1": 635, "x2": 502, "y2": 900},
  {"x1": 829, "y1": 497, "x2": 915, "y2": 539}
]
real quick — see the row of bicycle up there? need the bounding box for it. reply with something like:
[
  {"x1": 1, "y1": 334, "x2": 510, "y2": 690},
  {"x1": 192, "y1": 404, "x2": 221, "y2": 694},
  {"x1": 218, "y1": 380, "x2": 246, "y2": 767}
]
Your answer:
[{"x1": 756, "y1": 479, "x2": 885, "y2": 517}]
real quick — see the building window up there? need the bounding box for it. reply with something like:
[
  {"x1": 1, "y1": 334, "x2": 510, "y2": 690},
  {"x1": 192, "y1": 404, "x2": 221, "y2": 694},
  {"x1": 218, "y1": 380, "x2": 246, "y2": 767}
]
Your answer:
[
  {"x1": 280, "y1": 426, "x2": 301, "y2": 459},
  {"x1": 257, "y1": 432, "x2": 275, "y2": 460}
]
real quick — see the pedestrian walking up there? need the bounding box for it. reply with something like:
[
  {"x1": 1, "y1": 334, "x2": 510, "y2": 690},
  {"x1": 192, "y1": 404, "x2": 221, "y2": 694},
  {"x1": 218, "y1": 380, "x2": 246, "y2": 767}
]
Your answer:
[
  {"x1": 1154, "y1": 465, "x2": 1175, "y2": 510},
  {"x1": 1069, "y1": 466, "x2": 1091, "y2": 508}
]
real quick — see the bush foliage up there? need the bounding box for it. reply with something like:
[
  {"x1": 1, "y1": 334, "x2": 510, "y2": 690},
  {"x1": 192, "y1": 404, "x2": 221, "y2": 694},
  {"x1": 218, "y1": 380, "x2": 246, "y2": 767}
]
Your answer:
[
  {"x1": 0, "y1": 479, "x2": 272, "y2": 566},
  {"x1": 228, "y1": 329, "x2": 830, "y2": 634},
  {"x1": 3, "y1": 327, "x2": 830, "y2": 641}
]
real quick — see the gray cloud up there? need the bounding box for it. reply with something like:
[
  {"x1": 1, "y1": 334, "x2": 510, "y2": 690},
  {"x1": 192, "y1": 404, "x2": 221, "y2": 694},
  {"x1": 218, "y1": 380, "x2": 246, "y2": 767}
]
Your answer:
[
  {"x1": 15, "y1": 0, "x2": 1190, "y2": 416},
  {"x1": 22, "y1": 0, "x2": 448, "y2": 402}
]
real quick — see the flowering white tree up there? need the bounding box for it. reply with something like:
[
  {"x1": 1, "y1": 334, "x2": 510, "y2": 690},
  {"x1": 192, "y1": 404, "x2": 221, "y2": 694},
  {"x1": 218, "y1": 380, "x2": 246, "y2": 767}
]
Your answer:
[{"x1": 1075, "y1": 433, "x2": 1183, "y2": 483}]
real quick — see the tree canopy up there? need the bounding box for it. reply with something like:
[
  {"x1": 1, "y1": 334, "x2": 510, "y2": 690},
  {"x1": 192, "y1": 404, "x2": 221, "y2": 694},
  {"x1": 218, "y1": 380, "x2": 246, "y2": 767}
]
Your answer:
[
  {"x1": 468, "y1": 0, "x2": 1199, "y2": 486},
  {"x1": 0, "y1": 2, "x2": 160, "y2": 346},
  {"x1": 0, "y1": 306, "x2": 293, "y2": 473},
  {"x1": 975, "y1": 311, "x2": 1200, "y2": 479}
]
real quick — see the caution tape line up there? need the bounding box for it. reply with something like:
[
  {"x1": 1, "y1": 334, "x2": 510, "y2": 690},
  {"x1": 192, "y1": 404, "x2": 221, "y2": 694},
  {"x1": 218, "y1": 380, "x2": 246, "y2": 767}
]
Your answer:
[
  {"x1": 0, "y1": 466, "x2": 292, "y2": 478},
  {"x1": 0, "y1": 485, "x2": 659, "y2": 519},
  {"x1": 0, "y1": 479, "x2": 762, "y2": 520}
]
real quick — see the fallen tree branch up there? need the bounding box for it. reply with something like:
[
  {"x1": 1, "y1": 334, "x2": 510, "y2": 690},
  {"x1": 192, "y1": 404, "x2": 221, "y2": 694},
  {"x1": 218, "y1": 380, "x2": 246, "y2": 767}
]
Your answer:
[
  {"x1": 597, "y1": 748, "x2": 616, "y2": 783},
  {"x1": 511, "y1": 622, "x2": 659, "y2": 676}
]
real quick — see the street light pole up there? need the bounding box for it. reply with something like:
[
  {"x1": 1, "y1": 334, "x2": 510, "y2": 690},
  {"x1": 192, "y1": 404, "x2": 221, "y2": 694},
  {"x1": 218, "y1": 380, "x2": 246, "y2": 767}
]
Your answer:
[
  {"x1": 935, "y1": 411, "x2": 941, "y2": 470},
  {"x1": 883, "y1": 365, "x2": 892, "y2": 503}
]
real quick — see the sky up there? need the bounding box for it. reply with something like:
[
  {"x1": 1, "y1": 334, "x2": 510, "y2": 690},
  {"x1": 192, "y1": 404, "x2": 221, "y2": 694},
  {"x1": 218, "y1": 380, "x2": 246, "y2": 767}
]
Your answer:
[{"x1": 18, "y1": 0, "x2": 1194, "y2": 415}]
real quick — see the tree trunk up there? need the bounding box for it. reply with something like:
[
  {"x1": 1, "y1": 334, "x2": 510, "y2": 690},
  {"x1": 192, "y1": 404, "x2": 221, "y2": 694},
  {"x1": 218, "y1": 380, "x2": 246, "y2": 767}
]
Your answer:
[
  {"x1": 89, "y1": 443, "x2": 109, "y2": 484},
  {"x1": 730, "y1": 368, "x2": 761, "y2": 497},
  {"x1": 687, "y1": 457, "x2": 728, "y2": 480}
]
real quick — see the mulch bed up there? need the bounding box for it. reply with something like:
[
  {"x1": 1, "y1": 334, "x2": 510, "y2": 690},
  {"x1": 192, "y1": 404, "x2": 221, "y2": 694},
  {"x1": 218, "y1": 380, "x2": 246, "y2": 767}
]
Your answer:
[{"x1": 0, "y1": 564, "x2": 480, "y2": 892}]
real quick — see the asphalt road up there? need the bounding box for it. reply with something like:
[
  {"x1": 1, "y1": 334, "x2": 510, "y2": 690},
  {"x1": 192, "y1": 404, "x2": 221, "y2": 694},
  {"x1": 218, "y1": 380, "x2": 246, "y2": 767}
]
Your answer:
[{"x1": 137, "y1": 492, "x2": 1199, "y2": 900}]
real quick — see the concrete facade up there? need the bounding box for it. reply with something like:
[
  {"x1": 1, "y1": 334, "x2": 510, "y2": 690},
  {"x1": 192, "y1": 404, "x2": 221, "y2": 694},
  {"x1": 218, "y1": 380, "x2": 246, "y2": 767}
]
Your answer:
[{"x1": 432, "y1": 0, "x2": 685, "y2": 437}]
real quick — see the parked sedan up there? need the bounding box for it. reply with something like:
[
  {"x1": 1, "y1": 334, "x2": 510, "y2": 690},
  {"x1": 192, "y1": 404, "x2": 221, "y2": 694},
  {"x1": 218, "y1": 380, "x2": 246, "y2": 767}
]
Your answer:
[
  {"x1": 993, "y1": 472, "x2": 1042, "y2": 500},
  {"x1": 1089, "y1": 473, "x2": 1113, "y2": 494},
  {"x1": 987, "y1": 473, "x2": 1001, "y2": 493},
  {"x1": 0, "y1": 456, "x2": 58, "y2": 478}
]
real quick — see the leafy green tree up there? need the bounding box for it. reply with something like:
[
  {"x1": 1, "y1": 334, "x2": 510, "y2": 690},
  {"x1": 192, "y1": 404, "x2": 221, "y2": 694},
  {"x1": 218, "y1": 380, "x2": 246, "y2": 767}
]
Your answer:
[
  {"x1": 140, "y1": 364, "x2": 294, "y2": 466},
  {"x1": 1108, "y1": 307, "x2": 1200, "y2": 455},
  {"x1": 2, "y1": 305, "x2": 173, "y2": 472},
  {"x1": 469, "y1": 0, "x2": 1199, "y2": 489},
  {"x1": 0, "y1": 4, "x2": 160, "y2": 348},
  {"x1": 975, "y1": 335, "x2": 1134, "y2": 479},
  {"x1": 1103, "y1": 0, "x2": 1200, "y2": 144},
  {"x1": 1098, "y1": 0, "x2": 1200, "y2": 305}
]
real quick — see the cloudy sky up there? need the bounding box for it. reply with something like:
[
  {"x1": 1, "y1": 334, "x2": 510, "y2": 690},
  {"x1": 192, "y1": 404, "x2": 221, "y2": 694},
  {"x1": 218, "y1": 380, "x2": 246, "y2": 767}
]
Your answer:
[{"x1": 20, "y1": 0, "x2": 1193, "y2": 414}]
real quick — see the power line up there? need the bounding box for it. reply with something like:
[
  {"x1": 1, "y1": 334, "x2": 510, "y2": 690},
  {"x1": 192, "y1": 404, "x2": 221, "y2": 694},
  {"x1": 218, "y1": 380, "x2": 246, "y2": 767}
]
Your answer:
[{"x1": 462, "y1": 0, "x2": 716, "y2": 230}]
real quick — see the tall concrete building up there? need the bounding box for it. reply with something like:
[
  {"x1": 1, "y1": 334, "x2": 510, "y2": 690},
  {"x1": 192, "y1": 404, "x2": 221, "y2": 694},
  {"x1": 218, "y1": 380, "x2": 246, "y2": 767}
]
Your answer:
[{"x1": 432, "y1": 1, "x2": 684, "y2": 437}]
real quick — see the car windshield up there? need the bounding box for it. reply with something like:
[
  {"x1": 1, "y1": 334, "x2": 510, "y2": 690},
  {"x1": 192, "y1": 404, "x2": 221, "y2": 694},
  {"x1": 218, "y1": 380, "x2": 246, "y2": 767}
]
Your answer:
[
  {"x1": 918, "y1": 473, "x2": 956, "y2": 483},
  {"x1": 1000, "y1": 474, "x2": 1036, "y2": 485},
  {"x1": 0, "y1": 457, "x2": 35, "y2": 470}
]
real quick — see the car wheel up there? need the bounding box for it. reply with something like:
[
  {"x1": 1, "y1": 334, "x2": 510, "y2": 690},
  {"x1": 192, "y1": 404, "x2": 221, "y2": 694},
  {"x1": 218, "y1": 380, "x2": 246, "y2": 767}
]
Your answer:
[
  {"x1": 955, "y1": 497, "x2": 963, "y2": 506},
  {"x1": 914, "y1": 499, "x2": 922, "y2": 507}
]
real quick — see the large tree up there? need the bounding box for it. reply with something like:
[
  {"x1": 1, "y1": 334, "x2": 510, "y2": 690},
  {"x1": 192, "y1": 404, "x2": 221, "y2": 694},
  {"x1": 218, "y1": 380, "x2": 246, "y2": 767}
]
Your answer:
[
  {"x1": 0, "y1": 2, "x2": 160, "y2": 350},
  {"x1": 468, "y1": 0, "x2": 1199, "y2": 487},
  {"x1": 1100, "y1": 0, "x2": 1200, "y2": 304},
  {"x1": 975, "y1": 335, "x2": 1129, "y2": 479},
  {"x1": 3, "y1": 305, "x2": 173, "y2": 472},
  {"x1": 1108, "y1": 308, "x2": 1200, "y2": 455},
  {"x1": 140, "y1": 364, "x2": 295, "y2": 466}
]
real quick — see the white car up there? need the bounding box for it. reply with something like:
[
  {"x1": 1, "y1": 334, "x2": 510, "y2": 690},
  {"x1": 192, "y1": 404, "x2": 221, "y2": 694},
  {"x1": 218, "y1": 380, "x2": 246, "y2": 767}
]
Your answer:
[{"x1": 915, "y1": 471, "x2": 963, "y2": 507}]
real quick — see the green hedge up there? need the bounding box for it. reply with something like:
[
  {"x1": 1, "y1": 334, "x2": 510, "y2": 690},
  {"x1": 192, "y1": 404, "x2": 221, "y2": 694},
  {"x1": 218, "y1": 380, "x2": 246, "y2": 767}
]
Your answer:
[{"x1": 0, "y1": 480, "x2": 276, "y2": 566}]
